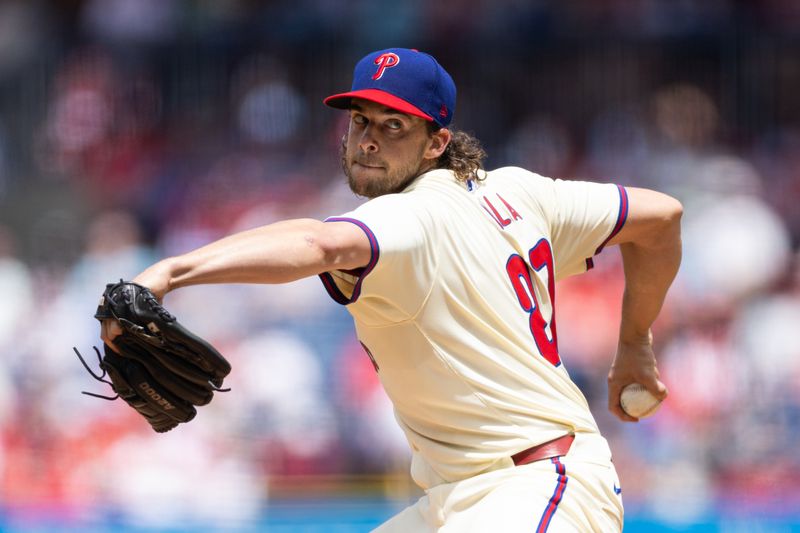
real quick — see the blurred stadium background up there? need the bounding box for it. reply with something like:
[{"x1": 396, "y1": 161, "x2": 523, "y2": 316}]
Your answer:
[{"x1": 0, "y1": 1, "x2": 799, "y2": 531}]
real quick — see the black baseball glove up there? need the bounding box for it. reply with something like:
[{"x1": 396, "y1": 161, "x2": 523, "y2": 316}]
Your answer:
[{"x1": 75, "y1": 281, "x2": 232, "y2": 433}]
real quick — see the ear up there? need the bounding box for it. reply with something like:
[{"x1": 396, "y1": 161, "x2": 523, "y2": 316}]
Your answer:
[{"x1": 424, "y1": 128, "x2": 451, "y2": 160}]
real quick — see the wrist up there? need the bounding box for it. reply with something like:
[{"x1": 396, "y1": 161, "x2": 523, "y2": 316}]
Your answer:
[
  {"x1": 619, "y1": 326, "x2": 652, "y2": 346},
  {"x1": 133, "y1": 258, "x2": 178, "y2": 300}
]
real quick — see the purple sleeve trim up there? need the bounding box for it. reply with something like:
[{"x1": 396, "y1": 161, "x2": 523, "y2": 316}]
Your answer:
[
  {"x1": 583, "y1": 185, "x2": 629, "y2": 271},
  {"x1": 317, "y1": 217, "x2": 380, "y2": 306},
  {"x1": 594, "y1": 184, "x2": 629, "y2": 255}
]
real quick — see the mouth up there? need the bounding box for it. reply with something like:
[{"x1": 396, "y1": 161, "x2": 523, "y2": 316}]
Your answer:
[{"x1": 353, "y1": 160, "x2": 384, "y2": 169}]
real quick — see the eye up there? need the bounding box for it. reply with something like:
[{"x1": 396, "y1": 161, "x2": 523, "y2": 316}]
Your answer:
[
  {"x1": 385, "y1": 118, "x2": 403, "y2": 130},
  {"x1": 352, "y1": 113, "x2": 367, "y2": 126}
]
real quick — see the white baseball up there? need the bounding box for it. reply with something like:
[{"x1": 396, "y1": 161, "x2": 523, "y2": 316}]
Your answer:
[{"x1": 620, "y1": 383, "x2": 662, "y2": 418}]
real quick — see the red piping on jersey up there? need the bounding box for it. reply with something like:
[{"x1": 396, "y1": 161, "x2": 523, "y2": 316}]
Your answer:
[
  {"x1": 585, "y1": 184, "x2": 629, "y2": 271},
  {"x1": 536, "y1": 457, "x2": 569, "y2": 532},
  {"x1": 318, "y1": 217, "x2": 380, "y2": 305}
]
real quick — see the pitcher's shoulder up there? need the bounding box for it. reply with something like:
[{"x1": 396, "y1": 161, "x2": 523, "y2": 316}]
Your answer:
[{"x1": 485, "y1": 166, "x2": 552, "y2": 183}]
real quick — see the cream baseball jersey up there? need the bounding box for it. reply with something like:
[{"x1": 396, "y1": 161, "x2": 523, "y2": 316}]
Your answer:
[{"x1": 319, "y1": 167, "x2": 628, "y2": 488}]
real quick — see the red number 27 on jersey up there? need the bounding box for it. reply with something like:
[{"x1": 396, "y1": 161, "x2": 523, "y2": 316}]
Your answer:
[{"x1": 505, "y1": 238, "x2": 560, "y2": 366}]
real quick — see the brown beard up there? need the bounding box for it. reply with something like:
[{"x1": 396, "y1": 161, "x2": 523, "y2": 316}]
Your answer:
[{"x1": 339, "y1": 134, "x2": 430, "y2": 199}]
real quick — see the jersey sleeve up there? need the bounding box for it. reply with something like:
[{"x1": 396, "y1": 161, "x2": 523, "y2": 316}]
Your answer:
[
  {"x1": 318, "y1": 194, "x2": 435, "y2": 318},
  {"x1": 549, "y1": 179, "x2": 628, "y2": 280}
]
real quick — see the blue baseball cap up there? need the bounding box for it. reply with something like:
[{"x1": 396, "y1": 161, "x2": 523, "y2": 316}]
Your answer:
[{"x1": 324, "y1": 48, "x2": 456, "y2": 128}]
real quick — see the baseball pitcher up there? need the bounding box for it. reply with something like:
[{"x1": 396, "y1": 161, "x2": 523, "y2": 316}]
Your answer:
[{"x1": 96, "y1": 48, "x2": 682, "y2": 532}]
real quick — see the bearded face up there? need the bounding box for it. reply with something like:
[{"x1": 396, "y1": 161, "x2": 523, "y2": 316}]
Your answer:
[{"x1": 340, "y1": 100, "x2": 438, "y2": 199}]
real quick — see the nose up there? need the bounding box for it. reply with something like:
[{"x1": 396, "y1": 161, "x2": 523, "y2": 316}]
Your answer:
[{"x1": 358, "y1": 125, "x2": 378, "y2": 153}]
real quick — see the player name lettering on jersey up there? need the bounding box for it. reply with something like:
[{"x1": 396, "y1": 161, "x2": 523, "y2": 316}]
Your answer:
[{"x1": 482, "y1": 194, "x2": 523, "y2": 229}]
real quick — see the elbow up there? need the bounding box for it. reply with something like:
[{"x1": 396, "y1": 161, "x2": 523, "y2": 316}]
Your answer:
[
  {"x1": 653, "y1": 195, "x2": 683, "y2": 246},
  {"x1": 663, "y1": 196, "x2": 683, "y2": 228},
  {"x1": 614, "y1": 188, "x2": 683, "y2": 250},
  {"x1": 668, "y1": 196, "x2": 683, "y2": 221}
]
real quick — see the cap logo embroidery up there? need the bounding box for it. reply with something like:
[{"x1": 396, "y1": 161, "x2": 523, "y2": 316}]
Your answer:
[
  {"x1": 440, "y1": 104, "x2": 448, "y2": 118},
  {"x1": 372, "y1": 52, "x2": 400, "y2": 80}
]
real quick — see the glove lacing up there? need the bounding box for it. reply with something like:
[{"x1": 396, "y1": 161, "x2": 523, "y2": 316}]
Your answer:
[
  {"x1": 73, "y1": 346, "x2": 120, "y2": 401},
  {"x1": 74, "y1": 344, "x2": 231, "y2": 396}
]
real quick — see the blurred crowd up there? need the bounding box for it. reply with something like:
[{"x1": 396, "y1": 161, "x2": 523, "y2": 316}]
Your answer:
[{"x1": 1, "y1": 0, "x2": 800, "y2": 529}]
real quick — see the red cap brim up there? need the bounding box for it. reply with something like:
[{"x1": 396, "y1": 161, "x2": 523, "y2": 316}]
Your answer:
[{"x1": 323, "y1": 89, "x2": 433, "y2": 122}]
